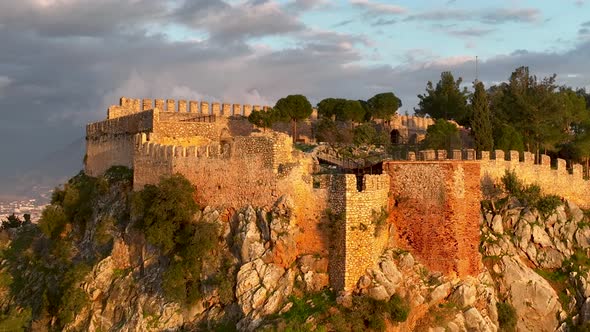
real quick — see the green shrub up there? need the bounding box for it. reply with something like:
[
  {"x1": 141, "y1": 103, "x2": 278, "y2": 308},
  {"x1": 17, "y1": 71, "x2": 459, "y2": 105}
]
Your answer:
[
  {"x1": 496, "y1": 301, "x2": 517, "y2": 331},
  {"x1": 0, "y1": 307, "x2": 32, "y2": 331},
  {"x1": 104, "y1": 165, "x2": 133, "y2": 184},
  {"x1": 38, "y1": 205, "x2": 68, "y2": 239},
  {"x1": 501, "y1": 170, "x2": 562, "y2": 216},
  {"x1": 385, "y1": 294, "x2": 410, "y2": 322},
  {"x1": 1, "y1": 214, "x2": 24, "y2": 230},
  {"x1": 133, "y1": 174, "x2": 199, "y2": 253}
]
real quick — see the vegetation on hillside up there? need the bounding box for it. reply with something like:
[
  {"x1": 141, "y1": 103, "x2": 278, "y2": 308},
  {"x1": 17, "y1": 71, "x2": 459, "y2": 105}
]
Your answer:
[{"x1": 263, "y1": 290, "x2": 409, "y2": 331}]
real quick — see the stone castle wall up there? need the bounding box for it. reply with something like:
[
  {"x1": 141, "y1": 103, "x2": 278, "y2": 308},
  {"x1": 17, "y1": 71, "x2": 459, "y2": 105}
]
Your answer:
[
  {"x1": 85, "y1": 110, "x2": 156, "y2": 176},
  {"x1": 479, "y1": 150, "x2": 590, "y2": 208},
  {"x1": 411, "y1": 148, "x2": 590, "y2": 208},
  {"x1": 385, "y1": 161, "x2": 482, "y2": 277},
  {"x1": 107, "y1": 97, "x2": 272, "y2": 120},
  {"x1": 133, "y1": 132, "x2": 295, "y2": 208}
]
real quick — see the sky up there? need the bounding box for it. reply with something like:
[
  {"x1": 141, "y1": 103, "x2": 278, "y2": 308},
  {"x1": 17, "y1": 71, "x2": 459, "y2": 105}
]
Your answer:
[{"x1": 0, "y1": 0, "x2": 589, "y2": 183}]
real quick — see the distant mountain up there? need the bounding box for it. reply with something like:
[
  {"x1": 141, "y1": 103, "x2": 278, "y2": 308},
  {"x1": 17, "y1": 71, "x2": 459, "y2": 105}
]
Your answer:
[{"x1": 0, "y1": 137, "x2": 85, "y2": 201}]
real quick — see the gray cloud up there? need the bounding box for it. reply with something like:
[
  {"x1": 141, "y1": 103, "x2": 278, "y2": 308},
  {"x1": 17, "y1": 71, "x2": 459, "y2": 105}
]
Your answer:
[
  {"x1": 406, "y1": 7, "x2": 541, "y2": 24},
  {"x1": 0, "y1": 0, "x2": 165, "y2": 37},
  {"x1": 372, "y1": 18, "x2": 397, "y2": 26},
  {"x1": 350, "y1": 0, "x2": 407, "y2": 16},
  {"x1": 286, "y1": 0, "x2": 330, "y2": 12},
  {"x1": 333, "y1": 19, "x2": 355, "y2": 27},
  {"x1": 448, "y1": 28, "x2": 495, "y2": 37},
  {"x1": 173, "y1": 0, "x2": 304, "y2": 42},
  {"x1": 481, "y1": 8, "x2": 540, "y2": 24},
  {"x1": 583, "y1": 21, "x2": 590, "y2": 27}
]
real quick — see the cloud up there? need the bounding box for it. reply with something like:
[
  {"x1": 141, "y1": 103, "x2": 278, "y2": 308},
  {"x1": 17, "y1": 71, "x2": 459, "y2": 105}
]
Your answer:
[
  {"x1": 333, "y1": 19, "x2": 355, "y2": 27},
  {"x1": 0, "y1": 0, "x2": 165, "y2": 37},
  {"x1": 173, "y1": 0, "x2": 305, "y2": 42},
  {"x1": 350, "y1": 0, "x2": 407, "y2": 15},
  {"x1": 286, "y1": 0, "x2": 330, "y2": 12},
  {"x1": 449, "y1": 28, "x2": 495, "y2": 37},
  {"x1": 481, "y1": 8, "x2": 541, "y2": 24},
  {"x1": 575, "y1": 0, "x2": 586, "y2": 7},
  {"x1": 582, "y1": 21, "x2": 590, "y2": 27},
  {"x1": 371, "y1": 18, "x2": 397, "y2": 26},
  {"x1": 0, "y1": 76, "x2": 12, "y2": 97},
  {"x1": 0, "y1": 0, "x2": 587, "y2": 185},
  {"x1": 406, "y1": 7, "x2": 541, "y2": 24}
]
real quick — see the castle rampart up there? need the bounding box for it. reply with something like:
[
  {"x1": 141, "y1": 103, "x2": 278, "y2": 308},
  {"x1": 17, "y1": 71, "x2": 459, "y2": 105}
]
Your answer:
[
  {"x1": 385, "y1": 161, "x2": 482, "y2": 277},
  {"x1": 105, "y1": 96, "x2": 271, "y2": 119},
  {"x1": 398, "y1": 148, "x2": 590, "y2": 209}
]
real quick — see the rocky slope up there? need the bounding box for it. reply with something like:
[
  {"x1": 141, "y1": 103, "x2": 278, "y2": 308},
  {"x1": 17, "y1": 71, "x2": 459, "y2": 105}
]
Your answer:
[{"x1": 2, "y1": 171, "x2": 590, "y2": 331}]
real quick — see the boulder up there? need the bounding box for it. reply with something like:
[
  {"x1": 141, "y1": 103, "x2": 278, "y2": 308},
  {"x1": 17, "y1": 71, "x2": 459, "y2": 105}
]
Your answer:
[
  {"x1": 430, "y1": 282, "x2": 452, "y2": 303},
  {"x1": 491, "y1": 214, "x2": 504, "y2": 234},
  {"x1": 532, "y1": 225, "x2": 553, "y2": 247},
  {"x1": 450, "y1": 283, "x2": 477, "y2": 308},
  {"x1": 500, "y1": 255, "x2": 561, "y2": 332}
]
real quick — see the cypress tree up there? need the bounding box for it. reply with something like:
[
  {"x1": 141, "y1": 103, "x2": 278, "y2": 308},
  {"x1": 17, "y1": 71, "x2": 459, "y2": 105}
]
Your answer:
[{"x1": 470, "y1": 81, "x2": 494, "y2": 151}]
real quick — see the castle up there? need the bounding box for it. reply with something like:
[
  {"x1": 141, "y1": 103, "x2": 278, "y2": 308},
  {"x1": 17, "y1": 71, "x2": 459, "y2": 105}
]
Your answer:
[{"x1": 86, "y1": 96, "x2": 590, "y2": 292}]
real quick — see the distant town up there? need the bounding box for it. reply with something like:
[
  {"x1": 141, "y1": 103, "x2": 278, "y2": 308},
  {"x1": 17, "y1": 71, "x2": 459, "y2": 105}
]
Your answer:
[{"x1": 0, "y1": 186, "x2": 52, "y2": 222}]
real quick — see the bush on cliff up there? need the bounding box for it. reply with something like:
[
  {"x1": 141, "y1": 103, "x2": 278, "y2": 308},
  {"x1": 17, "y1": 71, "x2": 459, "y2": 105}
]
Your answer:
[
  {"x1": 0, "y1": 168, "x2": 134, "y2": 330},
  {"x1": 496, "y1": 301, "x2": 517, "y2": 331},
  {"x1": 132, "y1": 174, "x2": 199, "y2": 253},
  {"x1": 500, "y1": 170, "x2": 562, "y2": 216},
  {"x1": 273, "y1": 291, "x2": 409, "y2": 331},
  {"x1": 132, "y1": 174, "x2": 224, "y2": 304}
]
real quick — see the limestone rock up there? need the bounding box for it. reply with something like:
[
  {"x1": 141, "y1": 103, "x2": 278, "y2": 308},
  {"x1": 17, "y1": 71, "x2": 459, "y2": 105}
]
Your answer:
[
  {"x1": 381, "y1": 259, "x2": 402, "y2": 285},
  {"x1": 368, "y1": 285, "x2": 390, "y2": 301},
  {"x1": 236, "y1": 258, "x2": 295, "y2": 330},
  {"x1": 463, "y1": 308, "x2": 491, "y2": 332},
  {"x1": 567, "y1": 201, "x2": 584, "y2": 224},
  {"x1": 430, "y1": 282, "x2": 452, "y2": 303},
  {"x1": 575, "y1": 227, "x2": 590, "y2": 249},
  {"x1": 235, "y1": 206, "x2": 266, "y2": 263},
  {"x1": 532, "y1": 225, "x2": 553, "y2": 247},
  {"x1": 500, "y1": 255, "x2": 561, "y2": 332},
  {"x1": 491, "y1": 214, "x2": 504, "y2": 234},
  {"x1": 450, "y1": 283, "x2": 477, "y2": 308},
  {"x1": 580, "y1": 298, "x2": 590, "y2": 324}
]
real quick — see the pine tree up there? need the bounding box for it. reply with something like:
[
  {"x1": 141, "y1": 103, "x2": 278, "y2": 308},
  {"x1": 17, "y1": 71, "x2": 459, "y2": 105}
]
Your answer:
[{"x1": 470, "y1": 81, "x2": 494, "y2": 151}]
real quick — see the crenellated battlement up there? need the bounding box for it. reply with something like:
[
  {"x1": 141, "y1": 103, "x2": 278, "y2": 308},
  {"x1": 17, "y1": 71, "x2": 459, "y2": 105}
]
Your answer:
[
  {"x1": 87, "y1": 109, "x2": 156, "y2": 138},
  {"x1": 106, "y1": 96, "x2": 273, "y2": 119},
  {"x1": 398, "y1": 148, "x2": 590, "y2": 208}
]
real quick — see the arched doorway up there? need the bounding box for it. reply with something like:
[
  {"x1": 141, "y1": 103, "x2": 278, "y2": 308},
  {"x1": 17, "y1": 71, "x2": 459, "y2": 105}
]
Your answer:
[{"x1": 390, "y1": 129, "x2": 402, "y2": 145}]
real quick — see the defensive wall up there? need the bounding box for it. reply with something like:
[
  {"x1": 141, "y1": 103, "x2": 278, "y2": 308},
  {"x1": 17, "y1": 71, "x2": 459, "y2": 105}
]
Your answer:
[
  {"x1": 402, "y1": 148, "x2": 590, "y2": 209},
  {"x1": 384, "y1": 161, "x2": 482, "y2": 277},
  {"x1": 86, "y1": 110, "x2": 156, "y2": 176},
  {"x1": 133, "y1": 132, "x2": 295, "y2": 208},
  {"x1": 107, "y1": 97, "x2": 273, "y2": 119}
]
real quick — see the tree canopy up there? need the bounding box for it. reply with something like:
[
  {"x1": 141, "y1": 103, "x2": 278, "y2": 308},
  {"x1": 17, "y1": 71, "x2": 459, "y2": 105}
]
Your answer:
[
  {"x1": 367, "y1": 92, "x2": 402, "y2": 120},
  {"x1": 415, "y1": 71, "x2": 470, "y2": 125},
  {"x1": 422, "y1": 119, "x2": 462, "y2": 150},
  {"x1": 274, "y1": 94, "x2": 313, "y2": 142}
]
